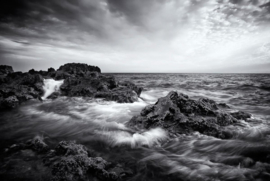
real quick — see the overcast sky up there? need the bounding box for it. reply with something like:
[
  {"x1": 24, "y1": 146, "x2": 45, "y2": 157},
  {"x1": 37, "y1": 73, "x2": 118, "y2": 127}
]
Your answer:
[{"x1": 0, "y1": 0, "x2": 270, "y2": 73}]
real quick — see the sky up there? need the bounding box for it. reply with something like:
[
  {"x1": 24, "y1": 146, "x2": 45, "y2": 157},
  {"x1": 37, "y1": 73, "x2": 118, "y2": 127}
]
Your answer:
[{"x1": 0, "y1": 0, "x2": 270, "y2": 73}]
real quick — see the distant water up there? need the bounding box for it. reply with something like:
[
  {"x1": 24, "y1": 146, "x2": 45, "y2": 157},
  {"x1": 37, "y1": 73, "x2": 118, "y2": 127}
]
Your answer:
[{"x1": 0, "y1": 73, "x2": 270, "y2": 181}]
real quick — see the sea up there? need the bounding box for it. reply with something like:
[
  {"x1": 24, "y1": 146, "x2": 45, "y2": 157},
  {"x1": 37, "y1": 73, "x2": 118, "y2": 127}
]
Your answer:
[{"x1": 0, "y1": 73, "x2": 270, "y2": 181}]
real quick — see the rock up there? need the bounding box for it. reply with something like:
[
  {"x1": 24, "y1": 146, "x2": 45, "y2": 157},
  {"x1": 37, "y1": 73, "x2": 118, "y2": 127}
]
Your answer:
[
  {"x1": 231, "y1": 111, "x2": 251, "y2": 120},
  {"x1": 218, "y1": 103, "x2": 230, "y2": 109},
  {"x1": 0, "y1": 63, "x2": 143, "y2": 109},
  {"x1": 3, "y1": 138, "x2": 132, "y2": 181},
  {"x1": 48, "y1": 67, "x2": 55, "y2": 72},
  {"x1": 0, "y1": 72, "x2": 44, "y2": 109},
  {"x1": 57, "y1": 63, "x2": 101, "y2": 74},
  {"x1": 47, "y1": 92, "x2": 60, "y2": 99},
  {"x1": 0, "y1": 65, "x2": 13, "y2": 75},
  {"x1": 25, "y1": 136, "x2": 49, "y2": 153},
  {"x1": 55, "y1": 141, "x2": 89, "y2": 156},
  {"x1": 119, "y1": 81, "x2": 143, "y2": 97},
  {"x1": 2, "y1": 96, "x2": 19, "y2": 108},
  {"x1": 127, "y1": 91, "x2": 240, "y2": 138}
]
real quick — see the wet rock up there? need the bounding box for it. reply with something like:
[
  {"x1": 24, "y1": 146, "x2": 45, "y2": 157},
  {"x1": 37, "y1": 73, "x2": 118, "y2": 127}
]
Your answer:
[
  {"x1": 55, "y1": 141, "x2": 89, "y2": 156},
  {"x1": 218, "y1": 103, "x2": 230, "y2": 109},
  {"x1": 127, "y1": 91, "x2": 240, "y2": 138},
  {"x1": 1, "y1": 96, "x2": 19, "y2": 108},
  {"x1": 25, "y1": 136, "x2": 49, "y2": 153},
  {"x1": 47, "y1": 92, "x2": 60, "y2": 99},
  {"x1": 231, "y1": 111, "x2": 252, "y2": 120},
  {"x1": 3, "y1": 138, "x2": 132, "y2": 181},
  {"x1": 0, "y1": 63, "x2": 142, "y2": 109}
]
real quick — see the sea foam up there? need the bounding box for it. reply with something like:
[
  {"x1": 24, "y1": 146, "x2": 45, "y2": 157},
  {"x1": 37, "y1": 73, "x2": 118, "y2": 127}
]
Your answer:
[{"x1": 42, "y1": 79, "x2": 64, "y2": 100}]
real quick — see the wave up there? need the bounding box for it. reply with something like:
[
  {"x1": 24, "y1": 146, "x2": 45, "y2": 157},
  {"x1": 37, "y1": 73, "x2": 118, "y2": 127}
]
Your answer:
[
  {"x1": 41, "y1": 79, "x2": 64, "y2": 99},
  {"x1": 96, "y1": 128, "x2": 167, "y2": 148}
]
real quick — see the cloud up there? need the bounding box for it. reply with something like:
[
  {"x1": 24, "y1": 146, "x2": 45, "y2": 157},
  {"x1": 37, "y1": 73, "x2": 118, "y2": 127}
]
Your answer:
[{"x1": 0, "y1": 0, "x2": 270, "y2": 73}]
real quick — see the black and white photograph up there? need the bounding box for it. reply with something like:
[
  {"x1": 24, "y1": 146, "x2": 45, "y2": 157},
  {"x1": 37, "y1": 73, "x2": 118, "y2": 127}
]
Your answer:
[{"x1": 0, "y1": 0, "x2": 270, "y2": 180}]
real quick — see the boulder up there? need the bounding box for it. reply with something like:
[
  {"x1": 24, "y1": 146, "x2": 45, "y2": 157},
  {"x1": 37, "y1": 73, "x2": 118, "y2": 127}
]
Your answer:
[{"x1": 127, "y1": 91, "x2": 240, "y2": 138}]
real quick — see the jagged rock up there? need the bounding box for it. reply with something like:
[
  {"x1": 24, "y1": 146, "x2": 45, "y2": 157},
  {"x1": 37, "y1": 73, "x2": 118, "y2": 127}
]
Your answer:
[
  {"x1": 218, "y1": 103, "x2": 230, "y2": 109},
  {"x1": 0, "y1": 72, "x2": 44, "y2": 109},
  {"x1": 3, "y1": 138, "x2": 132, "y2": 181},
  {"x1": 231, "y1": 111, "x2": 251, "y2": 120},
  {"x1": 60, "y1": 74, "x2": 141, "y2": 103},
  {"x1": 48, "y1": 67, "x2": 55, "y2": 72},
  {"x1": 58, "y1": 63, "x2": 101, "y2": 74},
  {"x1": 0, "y1": 65, "x2": 13, "y2": 75},
  {"x1": 127, "y1": 91, "x2": 239, "y2": 138},
  {"x1": 0, "y1": 63, "x2": 142, "y2": 109},
  {"x1": 25, "y1": 136, "x2": 49, "y2": 153},
  {"x1": 1, "y1": 96, "x2": 19, "y2": 108},
  {"x1": 55, "y1": 141, "x2": 89, "y2": 156}
]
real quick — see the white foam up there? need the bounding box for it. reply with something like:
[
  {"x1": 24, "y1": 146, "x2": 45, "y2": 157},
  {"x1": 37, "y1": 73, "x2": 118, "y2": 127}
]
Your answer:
[
  {"x1": 97, "y1": 128, "x2": 167, "y2": 148},
  {"x1": 42, "y1": 79, "x2": 64, "y2": 100}
]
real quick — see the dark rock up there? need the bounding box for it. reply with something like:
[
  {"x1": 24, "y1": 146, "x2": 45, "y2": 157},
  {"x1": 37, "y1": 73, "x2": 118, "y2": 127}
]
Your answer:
[
  {"x1": 231, "y1": 111, "x2": 251, "y2": 120},
  {"x1": 47, "y1": 92, "x2": 60, "y2": 99},
  {"x1": 25, "y1": 136, "x2": 49, "y2": 153},
  {"x1": 1, "y1": 96, "x2": 19, "y2": 108},
  {"x1": 0, "y1": 65, "x2": 13, "y2": 75},
  {"x1": 119, "y1": 81, "x2": 143, "y2": 96},
  {"x1": 3, "y1": 138, "x2": 132, "y2": 181},
  {"x1": 218, "y1": 103, "x2": 230, "y2": 108},
  {"x1": 55, "y1": 141, "x2": 89, "y2": 156},
  {"x1": 127, "y1": 91, "x2": 240, "y2": 138},
  {"x1": 57, "y1": 63, "x2": 101, "y2": 74},
  {"x1": 61, "y1": 74, "x2": 141, "y2": 103},
  {"x1": 48, "y1": 67, "x2": 55, "y2": 72},
  {"x1": 0, "y1": 63, "x2": 143, "y2": 109},
  {"x1": 0, "y1": 72, "x2": 44, "y2": 109}
]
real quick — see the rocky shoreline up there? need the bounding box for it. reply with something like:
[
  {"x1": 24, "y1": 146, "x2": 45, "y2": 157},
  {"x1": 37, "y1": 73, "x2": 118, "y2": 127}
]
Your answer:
[
  {"x1": 126, "y1": 91, "x2": 251, "y2": 139},
  {"x1": 2, "y1": 136, "x2": 132, "y2": 181},
  {"x1": 1, "y1": 63, "x2": 260, "y2": 181},
  {"x1": 0, "y1": 63, "x2": 142, "y2": 109}
]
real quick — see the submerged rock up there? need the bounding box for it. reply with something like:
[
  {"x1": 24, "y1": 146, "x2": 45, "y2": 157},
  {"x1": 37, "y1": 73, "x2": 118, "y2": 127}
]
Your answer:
[{"x1": 127, "y1": 91, "x2": 250, "y2": 139}]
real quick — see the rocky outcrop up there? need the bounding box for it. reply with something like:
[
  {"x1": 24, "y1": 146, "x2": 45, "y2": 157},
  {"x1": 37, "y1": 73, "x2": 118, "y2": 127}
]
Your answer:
[
  {"x1": 0, "y1": 73, "x2": 44, "y2": 109},
  {"x1": 57, "y1": 63, "x2": 101, "y2": 74},
  {"x1": 0, "y1": 63, "x2": 142, "y2": 109},
  {"x1": 0, "y1": 65, "x2": 13, "y2": 75},
  {"x1": 127, "y1": 91, "x2": 250, "y2": 139},
  {"x1": 2, "y1": 138, "x2": 132, "y2": 181}
]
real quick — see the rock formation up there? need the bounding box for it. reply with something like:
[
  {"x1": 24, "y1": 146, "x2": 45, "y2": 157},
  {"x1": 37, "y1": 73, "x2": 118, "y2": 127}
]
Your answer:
[
  {"x1": 127, "y1": 91, "x2": 251, "y2": 139},
  {"x1": 2, "y1": 137, "x2": 132, "y2": 181},
  {"x1": 0, "y1": 63, "x2": 142, "y2": 109}
]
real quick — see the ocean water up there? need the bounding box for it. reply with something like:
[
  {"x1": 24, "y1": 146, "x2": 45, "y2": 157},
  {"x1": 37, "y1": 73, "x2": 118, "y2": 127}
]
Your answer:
[{"x1": 0, "y1": 73, "x2": 270, "y2": 181}]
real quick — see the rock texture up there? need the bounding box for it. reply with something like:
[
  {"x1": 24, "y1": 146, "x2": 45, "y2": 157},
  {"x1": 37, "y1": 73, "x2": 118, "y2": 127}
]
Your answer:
[
  {"x1": 127, "y1": 91, "x2": 250, "y2": 139},
  {"x1": 0, "y1": 72, "x2": 44, "y2": 109},
  {"x1": 2, "y1": 138, "x2": 132, "y2": 181},
  {"x1": 0, "y1": 63, "x2": 142, "y2": 109}
]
